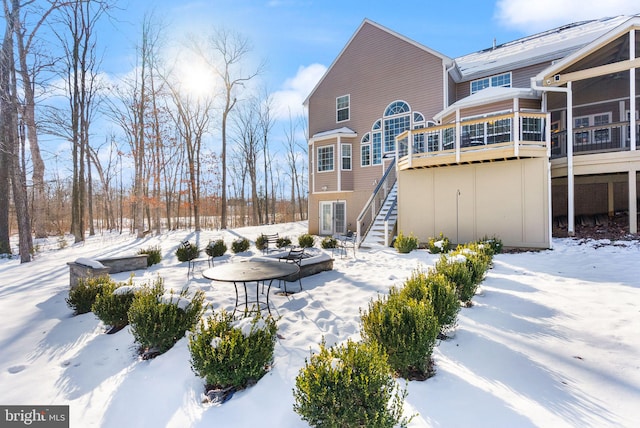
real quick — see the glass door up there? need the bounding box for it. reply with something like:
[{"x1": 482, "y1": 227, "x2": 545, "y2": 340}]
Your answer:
[{"x1": 319, "y1": 201, "x2": 346, "y2": 235}]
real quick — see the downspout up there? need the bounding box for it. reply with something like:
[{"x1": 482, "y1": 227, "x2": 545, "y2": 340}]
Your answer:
[{"x1": 531, "y1": 77, "x2": 574, "y2": 236}]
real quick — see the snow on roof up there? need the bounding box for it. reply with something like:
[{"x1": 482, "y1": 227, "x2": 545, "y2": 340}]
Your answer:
[
  {"x1": 435, "y1": 87, "x2": 539, "y2": 121},
  {"x1": 454, "y1": 15, "x2": 635, "y2": 81},
  {"x1": 311, "y1": 126, "x2": 357, "y2": 140}
]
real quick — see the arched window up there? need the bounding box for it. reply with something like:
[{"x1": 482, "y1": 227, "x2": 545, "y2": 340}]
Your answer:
[
  {"x1": 368, "y1": 101, "x2": 426, "y2": 164},
  {"x1": 383, "y1": 101, "x2": 411, "y2": 153}
]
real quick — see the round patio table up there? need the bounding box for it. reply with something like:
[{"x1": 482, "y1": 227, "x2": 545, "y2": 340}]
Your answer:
[{"x1": 202, "y1": 260, "x2": 299, "y2": 316}]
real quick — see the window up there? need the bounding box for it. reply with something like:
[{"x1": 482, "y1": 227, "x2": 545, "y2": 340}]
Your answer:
[
  {"x1": 521, "y1": 117, "x2": 544, "y2": 141},
  {"x1": 486, "y1": 118, "x2": 511, "y2": 144},
  {"x1": 341, "y1": 144, "x2": 352, "y2": 170},
  {"x1": 372, "y1": 132, "x2": 382, "y2": 164},
  {"x1": 470, "y1": 72, "x2": 512, "y2": 94},
  {"x1": 574, "y1": 113, "x2": 612, "y2": 145},
  {"x1": 383, "y1": 101, "x2": 411, "y2": 153},
  {"x1": 317, "y1": 146, "x2": 334, "y2": 172},
  {"x1": 361, "y1": 144, "x2": 371, "y2": 166},
  {"x1": 336, "y1": 95, "x2": 350, "y2": 122},
  {"x1": 361, "y1": 133, "x2": 371, "y2": 167}
]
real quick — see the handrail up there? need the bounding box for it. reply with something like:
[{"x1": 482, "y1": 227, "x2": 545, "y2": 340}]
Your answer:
[
  {"x1": 383, "y1": 197, "x2": 397, "y2": 247},
  {"x1": 356, "y1": 158, "x2": 397, "y2": 246}
]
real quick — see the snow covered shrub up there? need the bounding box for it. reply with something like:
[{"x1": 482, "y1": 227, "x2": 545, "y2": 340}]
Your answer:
[
  {"x1": 92, "y1": 277, "x2": 142, "y2": 332},
  {"x1": 293, "y1": 339, "x2": 410, "y2": 428},
  {"x1": 276, "y1": 236, "x2": 292, "y2": 248},
  {"x1": 231, "y1": 237, "x2": 250, "y2": 253},
  {"x1": 66, "y1": 275, "x2": 114, "y2": 315},
  {"x1": 205, "y1": 239, "x2": 227, "y2": 258},
  {"x1": 175, "y1": 241, "x2": 199, "y2": 262},
  {"x1": 137, "y1": 245, "x2": 161, "y2": 266},
  {"x1": 128, "y1": 278, "x2": 206, "y2": 356},
  {"x1": 255, "y1": 235, "x2": 268, "y2": 251},
  {"x1": 480, "y1": 235, "x2": 503, "y2": 255},
  {"x1": 434, "y1": 254, "x2": 475, "y2": 305},
  {"x1": 427, "y1": 233, "x2": 450, "y2": 254},
  {"x1": 457, "y1": 243, "x2": 491, "y2": 286},
  {"x1": 320, "y1": 236, "x2": 337, "y2": 249},
  {"x1": 400, "y1": 270, "x2": 459, "y2": 335},
  {"x1": 360, "y1": 290, "x2": 439, "y2": 379},
  {"x1": 189, "y1": 311, "x2": 277, "y2": 391},
  {"x1": 298, "y1": 234, "x2": 315, "y2": 248},
  {"x1": 394, "y1": 231, "x2": 418, "y2": 254}
]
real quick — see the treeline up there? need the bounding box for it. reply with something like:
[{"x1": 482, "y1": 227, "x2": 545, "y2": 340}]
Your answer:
[{"x1": 0, "y1": 1, "x2": 308, "y2": 262}]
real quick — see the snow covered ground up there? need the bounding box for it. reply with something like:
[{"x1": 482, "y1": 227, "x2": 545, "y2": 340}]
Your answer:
[{"x1": 1, "y1": 221, "x2": 638, "y2": 427}]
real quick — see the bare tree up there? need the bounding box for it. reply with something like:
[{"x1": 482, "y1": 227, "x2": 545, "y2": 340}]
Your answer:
[
  {"x1": 257, "y1": 87, "x2": 274, "y2": 224},
  {"x1": 165, "y1": 79, "x2": 213, "y2": 231},
  {"x1": 232, "y1": 97, "x2": 262, "y2": 225},
  {"x1": 1, "y1": 0, "x2": 32, "y2": 261},
  {"x1": 190, "y1": 28, "x2": 262, "y2": 229},
  {"x1": 47, "y1": 0, "x2": 107, "y2": 242},
  {"x1": 283, "y1": 111, "x2": 306, "y2": 221}
]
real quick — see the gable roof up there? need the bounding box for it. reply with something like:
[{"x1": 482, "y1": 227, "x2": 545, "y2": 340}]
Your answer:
[
  {"x1": 534, "y1": 15, "x2": 640, "y2": 86},
  {"x1": 303, "y1": 18, "x2": 453, "y2": 106},
  {"x1": 454, "y1": 15, "x2": 636, "y2": 82}
]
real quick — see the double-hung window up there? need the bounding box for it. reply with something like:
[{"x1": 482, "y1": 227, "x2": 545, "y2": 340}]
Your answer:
[
  {"x1": 341, "y1": 144, "x2": 352, "y2": 170},
  {"x1": 317, "y1": 146, "x2": 334, "y2": 172},
  {"x1": 337, "y1": 95, "x2": 350, "y2": 122}
]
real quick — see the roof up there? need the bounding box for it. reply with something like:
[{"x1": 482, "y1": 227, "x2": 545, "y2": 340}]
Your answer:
[
  {"x1": 303, "y1": 18, "x2": 453, "y2": 106},
  {"x1": 434, "y1": 87, "x2": 539, "y2": 121},
  {"x1": 454, "y1": 15, "x2": 636, "y2": 82},
  {"x1": 310, "y1": 127, "x2": 357, "y2": 141}
]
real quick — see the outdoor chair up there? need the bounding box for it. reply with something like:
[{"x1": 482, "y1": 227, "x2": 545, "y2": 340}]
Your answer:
[
  {"x1": 180, "y1": 241, "x2": 211, "y2": 277},
  {"x1": 277, "y1": 247, "x2": 304, "y2": 293},
  {"x1": 261, "y1": 233, "x2": 280, "y2": 254},
  {"x1": 334, "y1": 232, "x2": 357, "y2": 259}
]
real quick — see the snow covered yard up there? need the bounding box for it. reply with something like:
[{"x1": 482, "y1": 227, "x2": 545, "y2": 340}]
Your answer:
[{"x1": 1, "y1": 222, "x2": 639, "y2": 427}]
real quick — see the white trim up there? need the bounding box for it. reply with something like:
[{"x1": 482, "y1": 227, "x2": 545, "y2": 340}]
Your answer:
[
  {"x1": 341, "y1": 143, "x2": 352, "y2": 171},
  {"x1": 317, "y1": 145, "x2": 335, "y2": 173},
  {"x1": 336, "y1": 94, "x2": 350, "y2": 123}
]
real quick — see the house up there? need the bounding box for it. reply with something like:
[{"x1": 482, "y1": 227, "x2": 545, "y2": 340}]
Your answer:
[{"x1": 305, "y1": 16, "x2": 640, "y2": 249}]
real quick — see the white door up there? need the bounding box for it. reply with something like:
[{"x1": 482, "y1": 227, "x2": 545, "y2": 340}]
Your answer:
[{"x1": 319, "y1": 201, "x2": 346, "y2": 235}]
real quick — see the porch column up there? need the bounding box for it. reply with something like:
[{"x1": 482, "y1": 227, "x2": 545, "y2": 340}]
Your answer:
[
  {"x1": 631, "y1": 28, "x2": 637, "y2": 151},
  {"x1": 513, "y1": 98, "x2": 520, "y2": 157},
  {"x1": 629, "y1": 169, "x2": 637, "y2": 234},
  {"x1": 608, "y1": 181, "x2": 615, "y2": 217},
  {"x1": 337, "y1": 136, "x2": 342, "y2": 192},
  {"x1": 567, "y1": 81, "x2": 575, "y2": 236},
  {"x1": 455, "y1": 109, "x2": 461, "y2": 163}
]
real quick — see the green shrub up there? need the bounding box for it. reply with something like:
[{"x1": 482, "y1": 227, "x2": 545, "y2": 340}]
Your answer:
[
  {"x1": 360, "y1": 290, "x2": 439, "y2": 379},
  {"x1": 434, "y1": 254, "x2": 475, "y2": 305},
  {"x1": 457, "y1": 244, "x2": 491, "y2": 286},
  {"x1": 66, "y1": 275, "x2": 114, "y2": 315},
  {"x1": 205, "y1": 239, "x2": 227, "y2": 258},
  {"x1": 128, "y1": 278, "x2": 206, "y2": 356},
  {"x1": 293, "y1": 339, "x2": 410, "y2": 428},
  {"x1": 276, "y1": 236, "x2": 292, "y2": 249},
  {"x1": 480, "y1": 235, "x2": 503, "y2": 255},
  {"x1": 176, "y1": 241, "x2": 199, "y2": 262},
  {"x1": 255, "y1": 235, "x2": 268, "y2": 251},
  {"x1": 394, "y1": 231, "x2": 418, "y2": 254},
  {"x1": 400, "y1": 270, "x2": 459, "y2": 334},
  {"x1": 298, "y1": 234, "x2": 315, "y2": 248},
  {"x1": 427, "y1": 233, "x2": 450, "y2": 254},
  {"x1": 92, "y1": 278, "x2": 140, "y2": 330},
  {"x1": 231, "y1": 238, "x2": 250, "y2": 254},
  {"x1": 189, "y1": 312, "x2": 277, "y2": 390},
  {"x1": 137, "y1": 245, "x2": 161, "y2": 266},
  {"x1": 320, "y1": 236, "x2": 337, "y2": 249}
]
